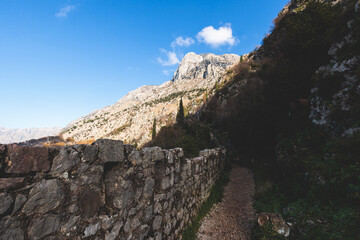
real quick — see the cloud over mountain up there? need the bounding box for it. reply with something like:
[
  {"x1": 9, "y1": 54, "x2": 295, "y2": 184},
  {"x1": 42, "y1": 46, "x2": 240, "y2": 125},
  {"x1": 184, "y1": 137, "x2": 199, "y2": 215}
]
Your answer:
[{"x1": 196, "y1": 24, "x2": 238, "y2": 47}]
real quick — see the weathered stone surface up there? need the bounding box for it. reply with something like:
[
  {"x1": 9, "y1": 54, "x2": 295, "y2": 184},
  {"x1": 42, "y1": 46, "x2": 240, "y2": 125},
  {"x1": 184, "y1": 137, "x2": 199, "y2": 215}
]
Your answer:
[
  {"x1": 143, "y1": 177, "x2": 155, "y2": 198},
  {"x1": 28, "y1": 214, "x2": 60, "y2": 239},
  {"x1": 22, "y1": 179, "x2": 64, "y2": 214},
  {"x1": 105, "y1": 221, "x2": 123, "y2": 240},
  {"x1": 50, "y1": 147, "x2": 80, "y2": 175},
  {"x1": 114, "y1": 188, "x2": 135, "y2": 209},
  {"x1": 258, "y1": 213, "x2": 290, "y2": 237},
  {"x1": 84, "y1": 222, "x2": 101, "y2": 237},
  {"x1": 356, "y1": 0, "x2": 360, "y2": 13},
  {"x1": 129, "y1": 150, "x2": 142, "y2": 165},
  {"x1": 0, "y1": 193, "x2": 13, "y2": 215},
  {"x1": 0, "y1": 141, "x2": 225, "y2": 240},
  {"x1": 83, "y1": 144, "x2": 99, "y2": 163},
  {"x1": 101, "y1": 215, "x2": 115, "y2": 230},
  {"x1": 144, "y1": 206, "x2": 153, "y2": 223},
  {"x1": 95, "y1": 139, "x2": 124, "y2": 162},
  {"x1": 0, "y1": 144, "x2": 5, "y2": 170},
  {"x1": 125, "y1": 144, "x2": 135, "y2": 156},
  {"x1": 12, "y1": 194, "x2": 26, "y2": 214},
  {"x1": 79, "y1": 188, "x2": 102, "y2": 219},
  {"x1": 5, "y1": 145, "x2": 49, "y2": 173},
  {"x1": 1, "y1": 228, "x2": 24, "y2": 240},
  {"x1": 0, "y1": 177, "x2": 24, "y2": 190},
  {"x1": 161, "y1": 176, "x2": 171, "y2": 190},
  {"x1": 61, "y1": 215, "x2": 80, "y2": 234},
  {"x1": 153, "y1": 216, "x2": 162, "y2": 231}
]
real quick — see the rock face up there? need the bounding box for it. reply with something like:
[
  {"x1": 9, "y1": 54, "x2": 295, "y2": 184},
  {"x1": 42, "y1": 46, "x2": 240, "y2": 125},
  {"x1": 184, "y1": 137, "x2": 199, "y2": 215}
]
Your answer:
[
  {"x1": 309, "y1": 1, "x2": 360, "y2": 136},
  {"x1": 5, "y1": 145, "x2": 50, "y2": 174},
  {"x1": 62, "y1": 52, "x2": 240, "y2": 146},
  {"x1": 0, "y1": 139, "x2": 226, "y2": 239},
  {"x1": 172, "y1": 53, "x2": 240, "y2": 82},
  {"x1": 0, "y1": 127, "x2": 61, "y2": 144},
  {"x1": 258, "y1": 213, "x2": 291, "y2": 237}
]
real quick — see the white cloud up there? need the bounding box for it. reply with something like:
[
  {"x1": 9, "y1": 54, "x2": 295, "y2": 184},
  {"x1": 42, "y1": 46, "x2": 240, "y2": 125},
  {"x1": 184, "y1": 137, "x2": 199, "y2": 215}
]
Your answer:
[
  {"x1": 196, "y1": 24, "x2": 238, "y2": 48},
  {"x1": 162, "y1": 69, "x2": 172, "y2": 76},
  {"x1": 157, "y1": 49, "x2": 180, "y2": 66},
  {"x1": 171, "y1": 37, "x2": 195, "y2": 48},
  {"x1": 55, "y1": 5, "x2": 76, "y2": 18}
]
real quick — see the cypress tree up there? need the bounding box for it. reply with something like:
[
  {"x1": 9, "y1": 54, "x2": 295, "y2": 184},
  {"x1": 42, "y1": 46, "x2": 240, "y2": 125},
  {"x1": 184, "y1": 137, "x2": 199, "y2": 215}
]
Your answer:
[
  {"x1": 152, "y1": 118, "x2": 157, "y2": 140},
  {"x1": 176, "y1": 98, "x2": 185, "y2": 125}
]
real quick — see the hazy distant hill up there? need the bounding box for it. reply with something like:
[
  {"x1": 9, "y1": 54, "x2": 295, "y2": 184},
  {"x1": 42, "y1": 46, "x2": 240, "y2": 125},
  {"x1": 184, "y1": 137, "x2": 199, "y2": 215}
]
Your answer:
[{"x1": 0, "y1": 127, "x2": 61, "y2": 144}]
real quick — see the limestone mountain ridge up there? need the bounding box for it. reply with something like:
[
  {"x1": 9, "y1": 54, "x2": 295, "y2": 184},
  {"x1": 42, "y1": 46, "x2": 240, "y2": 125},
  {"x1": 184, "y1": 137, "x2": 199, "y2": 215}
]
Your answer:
[{"x1": 62, "y1": 52, "x2": 240, "y2": 146}]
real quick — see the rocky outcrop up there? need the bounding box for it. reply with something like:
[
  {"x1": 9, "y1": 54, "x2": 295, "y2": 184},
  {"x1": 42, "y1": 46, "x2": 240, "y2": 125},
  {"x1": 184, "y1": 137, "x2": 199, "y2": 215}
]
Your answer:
[
  {"x1": 309, "y1": 1, "x2": 360, "y2": 136},
  {"x1": 62, "y1": 52, "x2": 240, "y2": 146},
  {"x1": 172, "y1": 52, "x2": 240, "y2": 82},
  {"x1": 0, "y1": 139, "x2": 226, "y2": 239}
]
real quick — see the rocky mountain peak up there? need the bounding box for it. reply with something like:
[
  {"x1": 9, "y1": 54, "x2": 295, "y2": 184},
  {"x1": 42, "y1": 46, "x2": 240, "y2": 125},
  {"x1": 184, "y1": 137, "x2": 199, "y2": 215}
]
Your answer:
[
  {"x1": 172, "y1": 52, "x2": 240, "y2": 82},
  {"x1": 62, "y1": 52, "x2": 240, "y2": 146}
]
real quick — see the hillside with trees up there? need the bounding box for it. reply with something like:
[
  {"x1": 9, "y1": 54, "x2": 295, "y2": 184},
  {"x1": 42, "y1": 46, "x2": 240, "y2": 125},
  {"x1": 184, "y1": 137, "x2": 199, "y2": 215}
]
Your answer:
[{"x1": 147, "y1": 0, "x2": 360, "y2": 238}]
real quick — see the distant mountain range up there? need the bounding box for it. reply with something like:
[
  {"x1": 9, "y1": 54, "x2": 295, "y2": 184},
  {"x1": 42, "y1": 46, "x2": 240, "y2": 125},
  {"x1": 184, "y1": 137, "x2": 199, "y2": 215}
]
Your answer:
[{"x1": 0, "y1": 127, "x2": 61, "y2": 144}]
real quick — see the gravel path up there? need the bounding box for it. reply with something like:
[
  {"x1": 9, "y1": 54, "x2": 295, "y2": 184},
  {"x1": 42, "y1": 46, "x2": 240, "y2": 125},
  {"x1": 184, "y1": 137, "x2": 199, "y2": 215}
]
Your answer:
[{"x1": 197, "y1": 166, "x2": 256, "y2": 240}]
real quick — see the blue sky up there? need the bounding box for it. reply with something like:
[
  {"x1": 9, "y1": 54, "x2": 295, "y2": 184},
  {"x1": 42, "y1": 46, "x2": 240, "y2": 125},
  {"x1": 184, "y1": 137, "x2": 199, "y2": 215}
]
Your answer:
[{"x1": 0, "y1": 0, "x2": 288, "y2": 128}]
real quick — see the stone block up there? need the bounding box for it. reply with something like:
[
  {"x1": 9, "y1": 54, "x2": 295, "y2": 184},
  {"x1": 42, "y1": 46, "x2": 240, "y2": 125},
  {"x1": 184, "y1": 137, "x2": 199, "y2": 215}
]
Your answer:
[
  {"x1": 5, "y1": 145, "x2": 50, "y2": 174},
  {"x1": 50, "y1": 147, "x2": 80, "y2": 175},
  {"x1": 0, "y1": 193, "x2": 13, "y2": 215},
  {"x1": 0, "y1": 178, "x2": 25, "y2": 190},
  {"x1": 28, "y1": 214, "x2": 60, "y2": 239},
  {"x1": 22, "y1": 179, "x2": 64, "y2": 214},
  {"x1": 94, "y1": 139, "x2": 124, "y2": 163}
]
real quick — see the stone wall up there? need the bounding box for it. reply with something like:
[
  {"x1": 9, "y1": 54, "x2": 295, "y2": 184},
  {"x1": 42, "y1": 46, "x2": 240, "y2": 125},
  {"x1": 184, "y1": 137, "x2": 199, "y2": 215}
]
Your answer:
[{"x1": 0, "y1": 139, "x2": 225, "y2": 240}]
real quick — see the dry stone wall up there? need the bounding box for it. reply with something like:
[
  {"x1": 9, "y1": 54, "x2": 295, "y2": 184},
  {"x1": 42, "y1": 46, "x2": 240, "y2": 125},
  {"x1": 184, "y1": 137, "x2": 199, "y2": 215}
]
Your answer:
[{"x1": 0, "y1": 139, "x2": 225, "y2": 240}]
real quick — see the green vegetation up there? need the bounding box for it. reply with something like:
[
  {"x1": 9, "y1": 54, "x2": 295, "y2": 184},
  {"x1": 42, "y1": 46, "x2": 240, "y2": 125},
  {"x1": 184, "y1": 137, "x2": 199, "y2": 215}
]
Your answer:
[
  {"x1": 182, "y1": 170, "x2": 230, "y2": 240},
  {"x1": 200, "y1": 1, "x2": 360, "y2": 239},
  {"x1": 176, "y1": 98, "x2": 185, "y2": 125},
  {"x1": 252, "y1": 127, "x2": 360, "y2": 239},
  {"x1": 144, "y1": 119, "x2": 216, "y2": 158},
  {"x1": 152, "y1": 118, "x2": 157, "y2": 140},
  {"x1": 107, "y1": 123, "x2": 131, "y2": 136},
  {"x1": 143, "y1": 89, "x2": 206, "y2": 107},
  {"x1": 142, "y1": 1, "x2": 360, "y2": 238}
]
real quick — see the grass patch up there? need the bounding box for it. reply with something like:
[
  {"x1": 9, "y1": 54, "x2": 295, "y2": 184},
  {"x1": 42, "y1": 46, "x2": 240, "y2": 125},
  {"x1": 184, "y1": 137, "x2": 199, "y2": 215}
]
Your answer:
[{"x1": 181, "y1": 168, "x2": 231, "y2": 240}]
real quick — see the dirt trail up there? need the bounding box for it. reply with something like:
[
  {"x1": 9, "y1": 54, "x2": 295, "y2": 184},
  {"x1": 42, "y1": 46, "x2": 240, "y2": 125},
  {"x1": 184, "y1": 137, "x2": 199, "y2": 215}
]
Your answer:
[{"x1": 197, "y1": 166, "x2": 256, "y2": 240}]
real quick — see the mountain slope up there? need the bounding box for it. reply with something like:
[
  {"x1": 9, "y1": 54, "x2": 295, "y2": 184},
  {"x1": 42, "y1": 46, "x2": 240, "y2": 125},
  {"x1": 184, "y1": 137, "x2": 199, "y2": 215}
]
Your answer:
[
  {"x1": 62, "y1": 52, "x2": 240, "y2": 146},
  {"x1": 148, "y1": 0, "x2": 360, "y2": 238}
]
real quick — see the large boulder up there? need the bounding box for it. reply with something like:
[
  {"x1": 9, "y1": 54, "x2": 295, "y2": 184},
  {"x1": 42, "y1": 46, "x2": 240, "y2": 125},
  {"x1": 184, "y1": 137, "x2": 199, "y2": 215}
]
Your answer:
[
  {"x1": 94, "y1": 139, "x2": 124, "y2": 163},
  {"x1": 0, "y1": 193, "x2": 13, "y2": 215},
  {"x1": 22, "y1": 179, "x2": 64, "y2": 214},
  {"x1": 5, "y1": 145, "x2": 50, "y2": 174},
  {"x1": 28, "y1": 214, "x2": 60, "y2": 239},
  {"x1": 258, "y1": 213, "x2": 290, "y2": 237},
  {"x1": 0, "y1": 178, "x2": 25, "y2": 190},
  {"x1": 50, "y1": 147, "x2": 80, "y2": 175}
]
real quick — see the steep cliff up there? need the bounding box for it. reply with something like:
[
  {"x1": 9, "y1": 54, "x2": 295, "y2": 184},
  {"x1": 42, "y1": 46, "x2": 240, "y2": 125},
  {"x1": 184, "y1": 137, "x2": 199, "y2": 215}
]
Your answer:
[
  {"x1": 62, "y1": 53, "x2": 239, "y2": 146},
  {"x1": 193, "y1": 0, "x2": 360, "y2": 238}
]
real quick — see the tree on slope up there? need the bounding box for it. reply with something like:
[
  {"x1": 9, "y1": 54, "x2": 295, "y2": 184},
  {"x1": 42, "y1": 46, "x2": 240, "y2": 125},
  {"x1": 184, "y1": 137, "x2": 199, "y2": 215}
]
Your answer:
[
  {"x1": 152, "y1": 118, "x2": 157, "y2": 140},
  {"x1": 176, "y1": 98, "x2": 185, "y2": 125}
]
